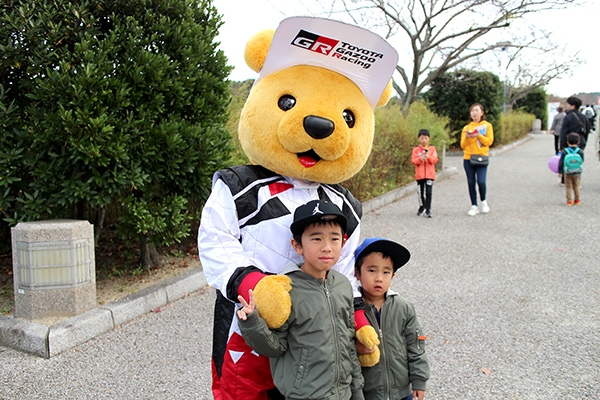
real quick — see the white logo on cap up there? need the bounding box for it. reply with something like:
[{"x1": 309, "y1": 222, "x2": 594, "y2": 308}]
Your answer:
[{"x1": 312, "y1": 203, "x2": 324, "y2": 215}]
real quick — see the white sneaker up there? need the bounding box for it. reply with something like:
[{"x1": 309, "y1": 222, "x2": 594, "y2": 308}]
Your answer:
[
  {"x1": 480, "y1": 200, "x2": 490, "y2": 214},
  {"x1": 467, "y1": 205, "x2": 479, "y2": 216}
]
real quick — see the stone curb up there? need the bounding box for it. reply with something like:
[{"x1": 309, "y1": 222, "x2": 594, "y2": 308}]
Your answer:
[{"x1": 0, "y1": 267, "x2": 207, "y2": 358}]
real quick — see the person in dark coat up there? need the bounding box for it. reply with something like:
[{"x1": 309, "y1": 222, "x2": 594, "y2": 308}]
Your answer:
[{"x1": 559, "y1": 96, "x2": 590, "y2": 151}]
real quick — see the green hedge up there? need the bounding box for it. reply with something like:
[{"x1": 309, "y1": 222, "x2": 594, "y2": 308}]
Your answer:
[{"x1": 495, "y1": 111, "x2": 535, "y2": 147}]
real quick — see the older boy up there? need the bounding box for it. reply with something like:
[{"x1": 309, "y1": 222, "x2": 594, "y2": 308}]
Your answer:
[
  {"x1": 355, "y1": 238, "x2": 429, "y2": 400},
  {"x1": 237, "y1": 200, "x2": 365, "y2": 400}
]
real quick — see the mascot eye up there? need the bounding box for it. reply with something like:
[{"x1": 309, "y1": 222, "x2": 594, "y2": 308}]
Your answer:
[
  {"x1": 342, "y1": 109, "x2": 355, "y2": 128},
  {"x1": 278, "y1": 95, "x2": 296, "y2": 111}
]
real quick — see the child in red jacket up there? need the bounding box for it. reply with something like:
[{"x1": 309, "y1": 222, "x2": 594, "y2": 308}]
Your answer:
[{"x1": 411, "y1": 129, "x2": 438, "y2": 218}]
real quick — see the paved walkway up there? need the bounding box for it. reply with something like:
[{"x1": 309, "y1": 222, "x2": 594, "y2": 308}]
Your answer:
[{"x1": 1, "y1": 133, "x2": 599, "y2": 399}]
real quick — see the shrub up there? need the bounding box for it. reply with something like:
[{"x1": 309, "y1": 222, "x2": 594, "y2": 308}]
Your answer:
[
  {"x1": 0, "y1": 0, "x2": 232, "y2": 267},
  {"x1": 513, "y1": 87, "x2": 548, "y2": 129},
  {"x1": 343, "y1": 101, "x2": 450, "y2": 201},
  {"x1": 496, "y1": 111, "x2": 535, "y2": 146}
]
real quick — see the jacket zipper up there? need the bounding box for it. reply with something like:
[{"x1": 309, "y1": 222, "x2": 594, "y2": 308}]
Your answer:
[
  {"x1": 380, "y1": 303, "x2": 391, "y2": 400},
  {"x1": 324, "y1": 279, "x2": 341, "y2": 398}
]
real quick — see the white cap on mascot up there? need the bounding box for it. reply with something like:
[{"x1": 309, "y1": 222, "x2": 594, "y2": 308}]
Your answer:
[{"x1": 256, "y1": 16, "x2": 398, "y2": 109}]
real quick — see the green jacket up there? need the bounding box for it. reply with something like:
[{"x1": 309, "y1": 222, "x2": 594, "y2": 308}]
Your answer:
[
  {"x1": 361, "y1": 289, "x2": 429, "y2": 400},
  {"x1": 239, "y1": 263, "x2": 365, "y2": 400}
]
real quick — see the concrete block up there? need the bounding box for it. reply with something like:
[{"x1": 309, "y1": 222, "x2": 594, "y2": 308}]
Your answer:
[{"x1": 11, "y1": 220, "x2": 96, "y2": 320}]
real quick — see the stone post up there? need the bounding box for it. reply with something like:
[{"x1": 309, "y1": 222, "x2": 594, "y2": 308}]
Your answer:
[{"x1": 11, "y1": 220, "x2": 96, "y2": 320}]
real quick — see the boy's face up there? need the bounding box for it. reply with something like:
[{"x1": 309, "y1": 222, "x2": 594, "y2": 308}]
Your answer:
[
  {"x1": 292, "y1": 222, "x2": 344, "y2": 279},
  {"x1": 418, "y1": 135, "x2": 430, "y2": 147},
  {"x1": 356, "y1": 252, "x2": 395, "y2": 299}
]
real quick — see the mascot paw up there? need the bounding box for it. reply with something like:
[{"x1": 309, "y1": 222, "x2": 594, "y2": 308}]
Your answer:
[
  {"x1": 356, "y1": 324, "x2": 379, "y2": 350},
  {"x1": 358, "y1": 346, "x2": 380, "y2": 367},
  {"x1": 253, "y1": 275, "x2": 292, "y2": 329},
  {"x1": 356, "y1": 324, "x2": 380, "y2": 366}
]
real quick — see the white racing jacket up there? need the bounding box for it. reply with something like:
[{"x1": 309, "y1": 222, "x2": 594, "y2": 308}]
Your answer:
[{"x1": 198, "y1": 165, "x2": 362, "y2": 300}]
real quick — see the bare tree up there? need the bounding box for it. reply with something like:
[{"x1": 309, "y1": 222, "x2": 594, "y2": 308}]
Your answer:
[
  {"x1": 491, "y1": 39, "x2": 580, "y2": 112},
  {"x1": 314, "y1": 0, "x2": 578, "y2": 113}
]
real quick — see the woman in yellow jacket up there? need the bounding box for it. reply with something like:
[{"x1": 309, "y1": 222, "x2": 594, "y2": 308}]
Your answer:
[{"x1": 460, "y1": 103, "x2": 494, "y2": 216}]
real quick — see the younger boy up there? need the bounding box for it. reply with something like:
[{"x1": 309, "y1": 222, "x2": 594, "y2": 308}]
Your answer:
[
  {"x1": 354, "y1": 238, "x2": 429, "y2": 400},
  {"x1": 558, "y1": 132, "x2": 585, "y2": 206},
  {"x1": 237, "y1": 200, "x2": 365, "y2": 400},
  {"x1": 410, "y1": 129, "x2": 439, "y2": 218}
]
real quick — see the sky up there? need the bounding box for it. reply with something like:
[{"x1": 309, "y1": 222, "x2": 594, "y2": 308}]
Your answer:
[{"x1": 211, "y1": 0, "x2": 600, "y2": 99}]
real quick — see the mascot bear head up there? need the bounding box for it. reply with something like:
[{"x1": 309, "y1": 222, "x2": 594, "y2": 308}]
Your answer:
[{"x1": 238, "y1": 17, "x2": 398, "y2": 184}]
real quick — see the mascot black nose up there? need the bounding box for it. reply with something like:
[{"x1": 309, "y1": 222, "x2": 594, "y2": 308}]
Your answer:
[{"x1": 303, "y1": 115, "x2": 334, "y2": 139}]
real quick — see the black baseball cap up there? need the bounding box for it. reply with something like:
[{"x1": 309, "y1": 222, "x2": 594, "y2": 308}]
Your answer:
[
  {"x1": 290, "y1": 200, "x2": 347, "y2": 236},
  {"x1": 418, "y1": 129, "x2": 430, "y2": 137},
  {"x1": 354, "y1": 237, "x2": 411, "y2": 272}
]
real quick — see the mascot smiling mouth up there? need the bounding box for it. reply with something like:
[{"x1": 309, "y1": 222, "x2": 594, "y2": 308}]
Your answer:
[{"x1": 297, "y1": 150, "x2": 322, "y2": 168}]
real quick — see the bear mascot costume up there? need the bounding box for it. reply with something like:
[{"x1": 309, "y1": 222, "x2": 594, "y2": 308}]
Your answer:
[{"x1": 198, "y1": 17, "x2": 398, "y2": 400}]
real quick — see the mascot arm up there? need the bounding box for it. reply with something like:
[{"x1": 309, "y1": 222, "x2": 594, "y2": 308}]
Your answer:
[
  {"x1": 236, "y1": 271, "x2": 292, "y2": 330},
  {"x1": 198, "y1": 179, "x2": 257, "y2": 294},
  {"x1": 354, "y1": 299, "x2": 381, "y2": 367},
  {"x1": 198, "y1": 179, "x2": 291, "y2": 329}
]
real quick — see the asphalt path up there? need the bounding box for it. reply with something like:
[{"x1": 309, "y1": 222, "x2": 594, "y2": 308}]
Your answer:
[{"x1": 1, "y1": 133, "x2": 599, "y2": 399}]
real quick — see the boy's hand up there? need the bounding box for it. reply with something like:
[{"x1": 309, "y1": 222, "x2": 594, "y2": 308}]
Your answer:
[
  {"x1": 355, "y1": 340, "x2": 375, "y2": 355},
  {"x1": 413, "y1": 389, "x2": 425, "y2": 400},
  {"x1": 237, "y1": 289, "x2": 256, "y2": 320}
]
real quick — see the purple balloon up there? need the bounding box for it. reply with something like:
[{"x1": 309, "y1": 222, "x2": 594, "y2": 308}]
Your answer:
[{"x1": 548, "y1": 154, "x2": 560, "y2": 173}]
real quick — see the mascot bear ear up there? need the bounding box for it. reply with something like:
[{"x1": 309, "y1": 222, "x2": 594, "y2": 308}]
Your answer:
[
  {"x1": 377, "y1": 80, "x2": 394, "y2": 108},
  {"x1": 244, "y1": 29, "x2": 275, "y2": 73}
]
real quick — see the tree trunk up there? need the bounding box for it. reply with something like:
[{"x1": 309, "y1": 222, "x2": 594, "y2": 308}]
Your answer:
[
  {"x1": 139, "y1": 234, "x2": 160, "y2": 270},
  {"x1": 94, "y1": 206, "x2": 106, "y2": 246}
]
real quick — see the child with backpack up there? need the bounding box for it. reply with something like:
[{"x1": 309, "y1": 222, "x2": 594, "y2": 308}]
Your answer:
[{"x1": 558, "y1": 132, "x2": 584, "y2": 206}]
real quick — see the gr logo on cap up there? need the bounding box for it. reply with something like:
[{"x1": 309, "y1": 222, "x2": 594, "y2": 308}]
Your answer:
[{"x1": 258, "y1": 17, "x2": 399, "y2": 109}]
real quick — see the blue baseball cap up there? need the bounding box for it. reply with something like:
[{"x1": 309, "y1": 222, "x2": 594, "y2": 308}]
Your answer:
[{"x1": 354, "y1": 237, "x2": 411, "y2": 271}]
